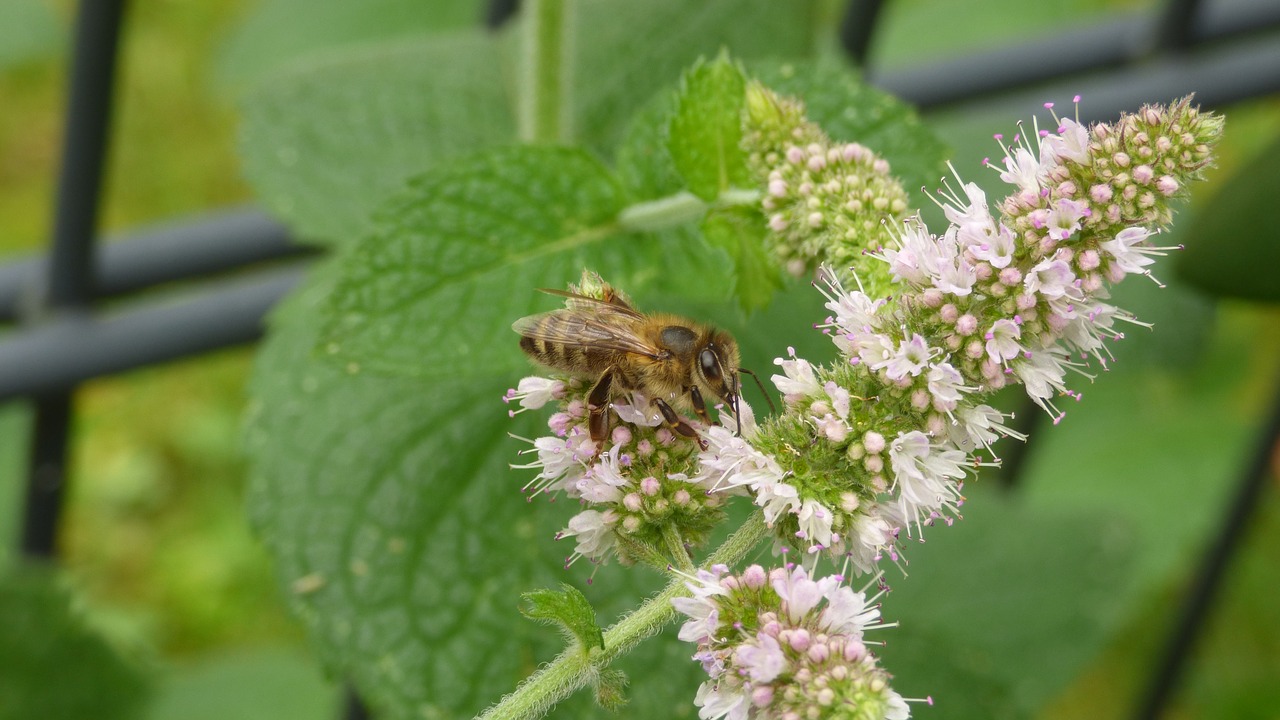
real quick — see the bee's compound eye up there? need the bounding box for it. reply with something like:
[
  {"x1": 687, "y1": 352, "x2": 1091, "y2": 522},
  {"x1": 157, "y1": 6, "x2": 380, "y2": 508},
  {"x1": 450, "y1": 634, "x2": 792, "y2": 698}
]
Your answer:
[{"x1": 699, "y1": 348, "x2": 721, "y2": 380}]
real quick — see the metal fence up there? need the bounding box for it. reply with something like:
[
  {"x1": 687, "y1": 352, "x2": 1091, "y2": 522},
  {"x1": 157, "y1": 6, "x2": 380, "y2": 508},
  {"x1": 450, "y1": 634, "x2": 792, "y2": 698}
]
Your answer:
[{"x1": 5, "y1": 1, "x2": 1279, "y2": 718}]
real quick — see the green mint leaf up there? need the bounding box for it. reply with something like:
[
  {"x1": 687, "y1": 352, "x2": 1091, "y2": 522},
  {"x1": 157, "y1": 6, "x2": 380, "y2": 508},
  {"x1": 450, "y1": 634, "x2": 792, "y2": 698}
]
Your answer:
[
  {"x1": 1176, "y1": 134, "x2": 1280, "y2": 303},
  {"x1": 879, "y1": 493, "x2": 1134, "y2": 717},
  {"x1": 667, "y1": 54, "x2": 749, "y2": 201},
  {"x1": 321, "y1": 145, "x2": 729, "y2": 379},
  {"x1": 750, "y1": 60, "x2": 949, "y2": 207},
  {"x1": 239, "y1": 34, "x2": 513, "y2": 246},
  {"x1": 520, "y1": 584, "x2": 605, "y2": 654},
  {"x1": 0, "y1": 567, "x2": 150, "y2": 720},
  {"x1": 702, "y1": 207, "x2": 781, "y2": 313},
  {"x1": 216, "y1": 0, "x2": 483, "y2": 89}
]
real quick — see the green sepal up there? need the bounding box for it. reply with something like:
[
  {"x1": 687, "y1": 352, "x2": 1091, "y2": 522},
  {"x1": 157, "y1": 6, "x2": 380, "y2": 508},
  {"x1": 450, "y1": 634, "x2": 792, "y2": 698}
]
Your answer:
[
  {"x1": 519, "y1": 583, "x2": 606, "y2": 655},
  {"x1": 593, "y1": 668, "x2": 630, "y2": 712},
  {"x1": 667, "y1": 52, "x2": 751, "y2": 201}
]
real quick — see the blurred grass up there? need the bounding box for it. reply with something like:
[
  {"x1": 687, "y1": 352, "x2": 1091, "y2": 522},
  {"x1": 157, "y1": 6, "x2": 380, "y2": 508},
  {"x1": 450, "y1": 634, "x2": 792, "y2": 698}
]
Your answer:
[{"x1": 0, "y1": 0, "x2": 1277, "y2": 719}]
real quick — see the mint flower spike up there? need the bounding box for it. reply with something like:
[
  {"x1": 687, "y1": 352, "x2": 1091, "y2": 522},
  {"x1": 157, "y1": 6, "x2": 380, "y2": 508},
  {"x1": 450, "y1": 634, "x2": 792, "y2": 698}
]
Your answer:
[
  {"x1": 672, "y1": 563, "x2": 931, "y2": 719},
  {"x1": 707, "y1": 97, "x2": 1222, "y2": 567},
  {"x1": 742, "y1": 81, "x2": 910, "y2": 291}
]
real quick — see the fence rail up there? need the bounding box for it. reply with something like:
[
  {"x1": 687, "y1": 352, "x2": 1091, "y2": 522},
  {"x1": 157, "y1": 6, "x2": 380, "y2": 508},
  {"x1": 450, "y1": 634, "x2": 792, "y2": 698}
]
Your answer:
[{"x1": 5, "y1": 1, "x2": 1278, "y2": 718}]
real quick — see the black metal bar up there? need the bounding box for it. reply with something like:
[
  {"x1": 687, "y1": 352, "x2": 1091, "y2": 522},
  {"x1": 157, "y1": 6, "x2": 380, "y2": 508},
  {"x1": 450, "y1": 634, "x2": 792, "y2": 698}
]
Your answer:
[
  {"x1": 1134, "y1": 373, "x2": 1280, "y2": 719},
  {"x1": 872, "y1": 0, "x2": 1280, "y2": 111},
  {"x1": 0, "y1": 266, "x2": 305, "y2": 402},
  {"x1": 839, "y1": 0, "x2": 887, "y2": 69},
  {"x1": 20, "y1": 0, "x2": 127, "y2": 560},
  {"x1": 1155, "y1": 0, "x2": 1206, "y2": 54},
  {"x1": 892, "y1": 30, "x2": 1280, "y2": 123},
  {"x1": 0, "y1": 208, "x2": 306, "y2": 322},
  {"x1": 485, "y1": 0, "x2": 520, "y2": 29},
  {"x1": 45, "y1": 0, "x2": 126, "y2": 309},
  {"x1": 994, "y1": 394, "x2": 1042, "y2": 491}
]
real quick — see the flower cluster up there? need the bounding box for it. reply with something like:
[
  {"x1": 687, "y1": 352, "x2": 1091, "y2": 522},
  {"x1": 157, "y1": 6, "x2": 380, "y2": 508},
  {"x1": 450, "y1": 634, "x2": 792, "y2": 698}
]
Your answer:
[
  {"x1": 673, "y1": 563, "x2": 921, "y2": 720},
  {"x1": 506, "y1": 374, "x2": 733, "y2": 567},
  {"x1": 738, "y1": 97, "x2": 1222, "y2": 566},
  {"x1": 743, "y1": 82, "x2": 910, "y2": 284}
]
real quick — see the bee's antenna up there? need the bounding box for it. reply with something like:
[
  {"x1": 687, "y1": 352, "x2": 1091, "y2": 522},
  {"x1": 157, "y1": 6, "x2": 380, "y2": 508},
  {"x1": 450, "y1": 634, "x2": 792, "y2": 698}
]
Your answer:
[{"x1": 738, "y1": 368, "x2": 776, "y2": 414}]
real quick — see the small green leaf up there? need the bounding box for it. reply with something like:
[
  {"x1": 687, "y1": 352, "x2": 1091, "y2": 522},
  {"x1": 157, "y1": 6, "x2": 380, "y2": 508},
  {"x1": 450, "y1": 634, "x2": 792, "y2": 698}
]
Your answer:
[
  {"x1": 1176, "y1": 134, "x2": 1280, "y2": 303},
  {"x1": 0, "y1": 566, "x2": 149, "y2": 720},
  {"x1": 667, "y1": 54, "x2": 750, "y2": 201},
  {"x1": 594, "y1": 668, "x2": 630, "y2": 711},
  {"x1": 702, "y1": 207, "x2": 782, "y2": 313},
  {"x1": 239, "y1": 33, "x2": 514, "y2": 246},
  {"x1": 520, "y1": 583, "x2": 605, "y2": 654}
]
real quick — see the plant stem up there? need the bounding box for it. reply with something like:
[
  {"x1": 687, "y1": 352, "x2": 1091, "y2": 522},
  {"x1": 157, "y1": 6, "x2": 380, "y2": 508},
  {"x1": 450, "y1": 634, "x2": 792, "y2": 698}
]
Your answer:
[
  {"x1": 476, "y1": 511, "x2": 770, "y2": 720},
  {"x1": 518, "y1": 0, "x2": 571, "y2": 143},
  {"x1": 661, "y1": 524, "x2": 694, "y2": 573},
  {"x1": 617, "y1": 188, "x2": 761, "y2": 233}
]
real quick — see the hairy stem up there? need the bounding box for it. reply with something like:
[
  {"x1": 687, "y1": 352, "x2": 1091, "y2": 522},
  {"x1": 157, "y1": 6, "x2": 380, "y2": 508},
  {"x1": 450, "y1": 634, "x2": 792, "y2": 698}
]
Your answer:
[
  {"x1": 617, "y1": 188, "x2": 762, "y2": 233},
  {"x1": 476, "y1": 511, "x2": 770, "y2": 720},
  {"x1": 518, "y1": 0, "x2": 572, "y2": 142},
  {"x1": 662, "y1": 523, "x2": 695, "y2": 573}
]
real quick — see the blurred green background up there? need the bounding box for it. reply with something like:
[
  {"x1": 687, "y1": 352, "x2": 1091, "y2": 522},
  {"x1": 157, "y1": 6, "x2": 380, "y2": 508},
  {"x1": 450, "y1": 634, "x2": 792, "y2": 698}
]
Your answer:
[{"x1": 1, "y1": 1, "x2": 1277, "y2": 718}]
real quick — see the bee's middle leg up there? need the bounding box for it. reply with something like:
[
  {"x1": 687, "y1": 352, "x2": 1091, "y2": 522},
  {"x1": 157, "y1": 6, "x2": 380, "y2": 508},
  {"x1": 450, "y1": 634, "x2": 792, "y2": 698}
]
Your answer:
[
  {"x1": 587, "y1": 369, "x2": 615, "y2": 448},
  {"x1": 653, "y1": 397, "x2": 708, "y2": 450}
]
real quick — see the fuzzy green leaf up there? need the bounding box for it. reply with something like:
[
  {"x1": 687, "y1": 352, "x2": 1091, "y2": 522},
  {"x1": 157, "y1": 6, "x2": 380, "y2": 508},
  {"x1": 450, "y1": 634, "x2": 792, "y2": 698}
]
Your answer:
[
  {"x1": 1176, "y1": 134, "x2": 1280, "y2": 303},
  {"x1": 520, "y1": 584, "x2": 605, "y2": 653},
  {"x1": 216, "y1": 0, "x2": 484, "y2": 90},
  {"x1": 321, "y1": 145, "x2": 727, "y2": 379},
  {"x1": 667, "y1": 55, "x2": 750, "y2": 201},
  {"x1": 702, "y1": 207, "x2": 781, "y2": 313},
  {"x1": 879, "y1": 492, "x2": 1135, "y2": 717},
  {"x1": 594, "y1": 668, "x2": 630, "y2": 711},
  {"x1": 239, "y1": 33, "x2": 513, "y2": 246},
  {"x1": 0, "y1": 567, "x2": 149, "y2": 720}
]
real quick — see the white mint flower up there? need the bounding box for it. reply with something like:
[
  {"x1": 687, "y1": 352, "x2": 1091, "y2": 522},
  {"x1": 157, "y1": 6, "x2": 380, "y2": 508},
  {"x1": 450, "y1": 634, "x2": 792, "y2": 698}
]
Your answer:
[
  {"x1": 888, "y1": 431, "x2": 966, "y2": 521},
  {"x1": 796, "y1": 498, "x2": 836, "y2": 550},
  {"x1": 879, "y1": 333, "x2": 933, "y2": 380},
  {"x1": 1042, "y1": 117, "x2": 1091, "y2": 164},
  {"x1": 772, "y1": 348, "x2": 822, "y2": 402},
  {"x1": 1024, "y1": 256, "x2": 1077, "y2": 299},
  {"x1": 926, "y1": 361, "x2": 966, "y2": 407},
  {"x1": 949, "y1": 403, "x2": 1025, "y2": 454},
  {"x1": 734, "y1": 633, "x2": 787, "y2": 683},
  {"x1": 503, "y1": 376, "x2": 565, "y2": 413},
  {"x1": 1100, "y1": 226, "x2": 1161, "y2": 275},
  {"x1": 559, "y1": 509, "x2": 616, "y2": 564},
  {"x1": 985, "y1": 318, "x2": 1023, "y2": 363},
  {"x1": 999, "y1": 145, "x2": 1044, "y2": 193},
  {"x1": 1013, "y1": 348, "x2": 1071, "y2": 419}
]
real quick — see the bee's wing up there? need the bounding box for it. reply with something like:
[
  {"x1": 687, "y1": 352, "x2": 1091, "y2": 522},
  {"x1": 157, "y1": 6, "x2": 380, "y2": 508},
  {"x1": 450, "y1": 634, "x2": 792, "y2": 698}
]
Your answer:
[
  {"x1": 512, "y1": 309, "x2": 661, "y2": 358},
  {"x1": 537, "y1": 288, "x2": 642, "y2": 317}
]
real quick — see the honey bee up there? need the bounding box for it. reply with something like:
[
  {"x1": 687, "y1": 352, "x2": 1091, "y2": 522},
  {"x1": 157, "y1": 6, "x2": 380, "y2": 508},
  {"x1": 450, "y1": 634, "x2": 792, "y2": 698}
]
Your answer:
[{"x1": 513, "y1": 283, "x2": 764, "y2": 446}]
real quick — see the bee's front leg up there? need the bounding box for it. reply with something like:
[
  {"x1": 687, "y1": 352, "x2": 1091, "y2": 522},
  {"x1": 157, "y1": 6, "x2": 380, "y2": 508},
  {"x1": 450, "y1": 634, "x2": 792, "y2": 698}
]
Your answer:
[
  {"x1": 688, "y1": 386, "x2": 712, "y2": 425},
  {"x1": 653, "y1": 397, "x2": 708, "y2": 450},
  {"x1": 587, "y1": 369, "x2": 615, "y2": 449}
]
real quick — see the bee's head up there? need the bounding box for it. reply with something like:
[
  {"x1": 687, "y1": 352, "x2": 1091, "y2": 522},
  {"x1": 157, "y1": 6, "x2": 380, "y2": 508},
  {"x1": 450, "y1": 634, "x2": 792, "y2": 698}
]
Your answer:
[
  {"x1": 695, "y1": 330, "x2": 772, "y2": 436},
  {"x1": 694, "y1": 330, "x2": 740, "y2": 406}
]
